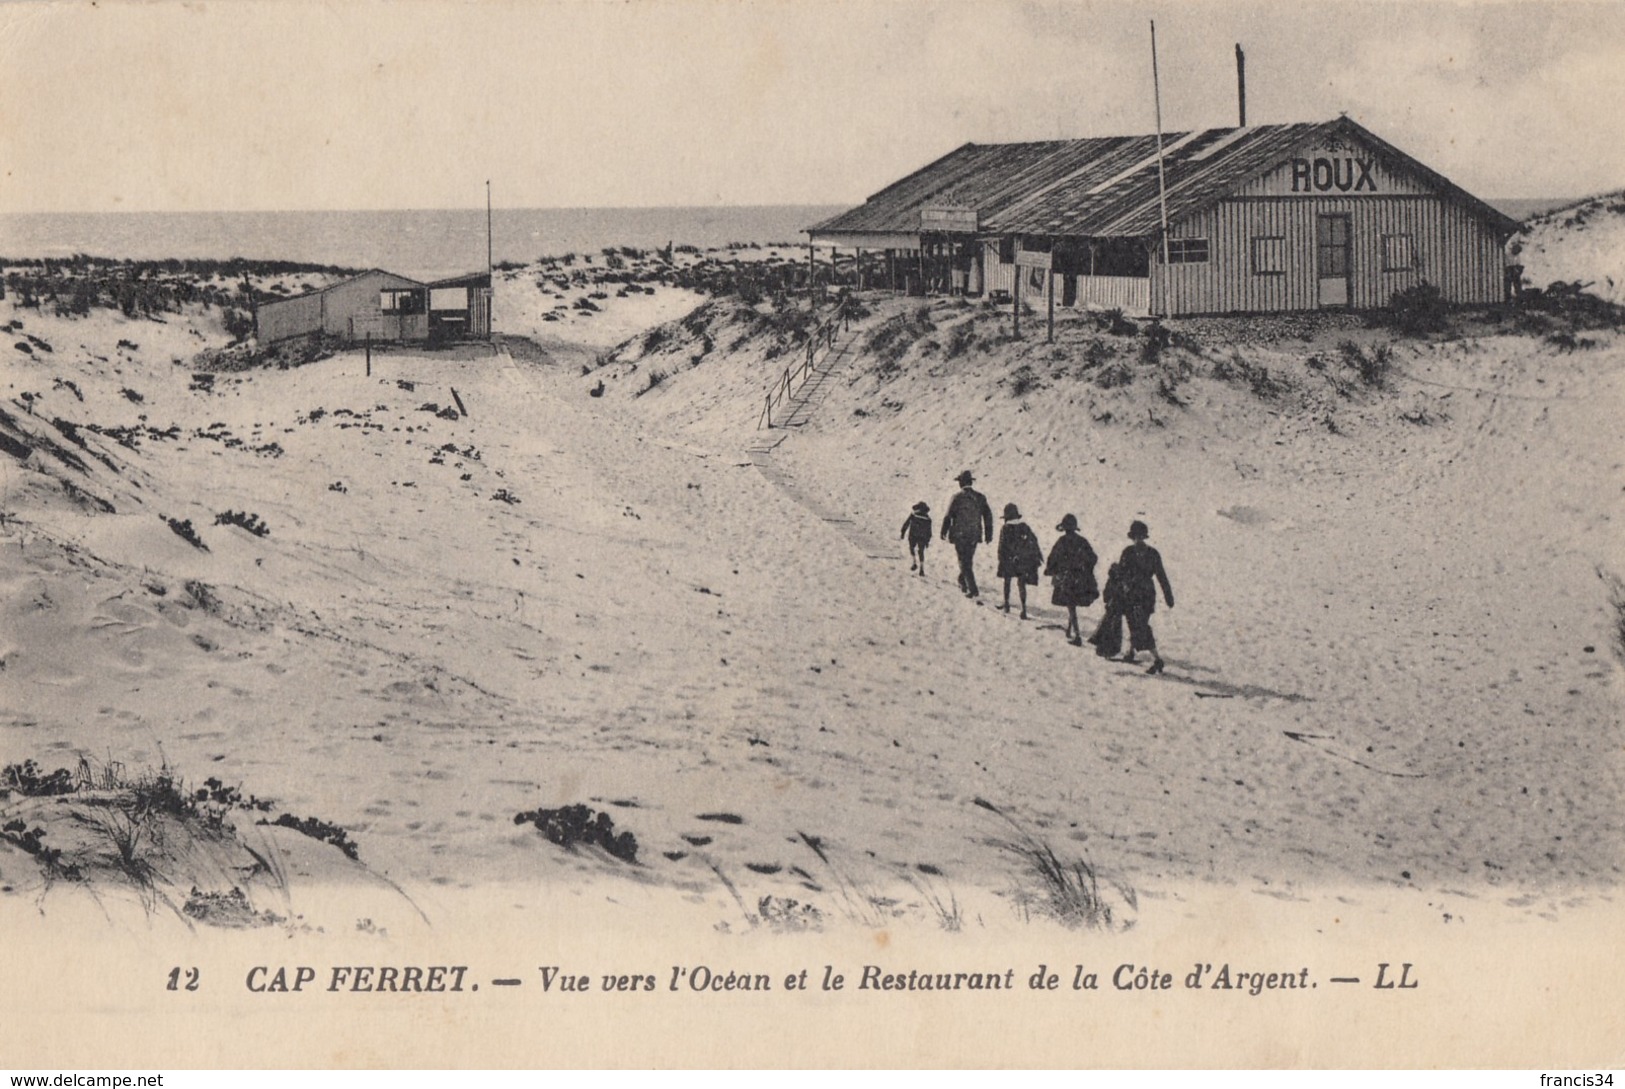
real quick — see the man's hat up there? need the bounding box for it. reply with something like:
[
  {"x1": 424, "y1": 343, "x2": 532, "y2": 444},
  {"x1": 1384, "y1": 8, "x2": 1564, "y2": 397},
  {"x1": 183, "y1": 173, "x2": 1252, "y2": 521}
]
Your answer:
[
  {"x1": 955, "y1": 470, "x2": 974, "y2": 486},
  {"x1": 912, "y1": 501, "x2": 930, "y2": 514},
  {"x1": 1128, "y1": 520, "x2": 1150, "y2": 539},
  {"x1": 1057, "y1": 513, "x2": 1079, "y2": 532},
  {"x1": 1002, "y1": 503, "x2": 1022, "y2": 521}
]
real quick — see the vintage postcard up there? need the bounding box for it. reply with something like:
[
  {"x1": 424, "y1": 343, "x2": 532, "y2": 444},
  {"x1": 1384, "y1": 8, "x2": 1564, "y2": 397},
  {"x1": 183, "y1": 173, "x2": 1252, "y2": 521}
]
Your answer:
[{"x1": 0, "y1": 0, "x2": 1621, "y2": 1070}]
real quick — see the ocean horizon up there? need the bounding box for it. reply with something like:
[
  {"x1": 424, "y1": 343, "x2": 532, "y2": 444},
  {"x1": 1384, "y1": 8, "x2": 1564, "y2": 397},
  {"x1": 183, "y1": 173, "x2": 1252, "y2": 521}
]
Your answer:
[
  {"x1": 0, "y1": 205, "x2": 848, "y2": 282},
  {"x1": 0, "y1": 198, "x2": 1574, "y2": 284}
]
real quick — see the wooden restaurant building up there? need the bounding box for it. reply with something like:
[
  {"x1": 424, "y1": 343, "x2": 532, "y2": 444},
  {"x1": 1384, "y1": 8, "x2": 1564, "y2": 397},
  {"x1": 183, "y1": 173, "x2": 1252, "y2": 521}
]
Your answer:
[{"x1": 806, "y1": 116, "x2": 1519, "y2": 318}]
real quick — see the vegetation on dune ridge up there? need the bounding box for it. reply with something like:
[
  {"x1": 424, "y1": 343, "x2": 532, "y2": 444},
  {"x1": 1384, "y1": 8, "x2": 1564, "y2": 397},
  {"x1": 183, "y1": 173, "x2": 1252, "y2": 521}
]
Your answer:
[
  {"x1": 569, "y1": 271, "x2": 1621, "y2": 429},
  {"x1": 600, "y1": 295, "x2": 827, "y2": 374},
  {"x1": 0, "y1": 254, "x2": 361, "y2": 278},
  {"x1": 1516, "y1": 189, "x2": 1625, "y2": 230},
  {"x1": 830, "y1": 280, "x2": 1625, "y2": 430},
  {"x1": 1, "y1": 256, "x2": 364, "y2": 343},
  {"x1": 0, "y1": 755, "x2": 381, "y2": 926}
]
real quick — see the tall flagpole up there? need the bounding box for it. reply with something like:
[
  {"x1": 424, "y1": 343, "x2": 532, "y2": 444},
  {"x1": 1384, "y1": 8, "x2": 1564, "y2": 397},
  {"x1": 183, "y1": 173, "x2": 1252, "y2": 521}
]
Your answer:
[
  {"x1": 486, "y1": 179, "x2": 494, "y2": 335},
  {"x1": 1150, "y1": 20, "x2": 1171, "y2": 316}
]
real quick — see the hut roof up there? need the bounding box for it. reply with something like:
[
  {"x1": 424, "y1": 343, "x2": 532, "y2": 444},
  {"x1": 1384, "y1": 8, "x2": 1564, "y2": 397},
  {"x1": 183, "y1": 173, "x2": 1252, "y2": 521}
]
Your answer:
[
  {"x1": 427, "y1": 272, "x2": 492, "y2": 289},
  {"x1": 259, "y1": 268, "x2": 425, "y2": 308}
]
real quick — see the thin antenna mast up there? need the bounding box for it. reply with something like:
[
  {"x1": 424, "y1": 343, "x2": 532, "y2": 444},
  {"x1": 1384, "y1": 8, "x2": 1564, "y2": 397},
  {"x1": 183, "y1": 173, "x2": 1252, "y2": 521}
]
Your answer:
[
  {"x1": 486, "y1": 180, "x2": 494, "y2": 333},
  {"x1": 1150, "y1": 21, "x2": 1171, "y2": 314}
]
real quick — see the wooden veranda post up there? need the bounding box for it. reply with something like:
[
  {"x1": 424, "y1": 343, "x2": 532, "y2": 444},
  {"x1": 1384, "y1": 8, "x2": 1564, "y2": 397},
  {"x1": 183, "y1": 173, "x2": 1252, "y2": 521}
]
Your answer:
[
  {"x1": 1012, "y1": 255, "x2": 1022, "y2": 338},
  {"x1": 1047, "y1": 250, "x2": 1055, "y2": 344},
  {"x1": 366, "y1": 331, "x2": 372, "y2": 377}
]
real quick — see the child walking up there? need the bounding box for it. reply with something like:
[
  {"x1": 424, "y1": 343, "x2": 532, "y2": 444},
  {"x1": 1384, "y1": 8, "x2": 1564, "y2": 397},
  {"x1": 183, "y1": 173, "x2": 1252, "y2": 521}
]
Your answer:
[
  {"x1": 1044, "y1": 513, "x2": 1099, "y2": 645},
  {"x1": 900, "y1": 501, "x2": 932, "y2": 576},
  {"x1": 996, "y1": 503, "x2": 1042, "y2": 619}
]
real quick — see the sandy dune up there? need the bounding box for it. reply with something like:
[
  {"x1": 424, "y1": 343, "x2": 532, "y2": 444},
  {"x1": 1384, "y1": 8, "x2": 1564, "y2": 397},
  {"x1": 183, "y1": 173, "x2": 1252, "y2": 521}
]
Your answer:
[{"x1": 1, "y1": 249, "x2": 1621, "y2": 941}]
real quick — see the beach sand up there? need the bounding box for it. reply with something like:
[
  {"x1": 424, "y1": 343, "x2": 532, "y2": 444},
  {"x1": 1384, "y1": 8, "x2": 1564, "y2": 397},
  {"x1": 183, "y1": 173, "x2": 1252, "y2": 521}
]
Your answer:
[{"x1": 0, "y1": 243, "x2": 1620, "y2": 955}]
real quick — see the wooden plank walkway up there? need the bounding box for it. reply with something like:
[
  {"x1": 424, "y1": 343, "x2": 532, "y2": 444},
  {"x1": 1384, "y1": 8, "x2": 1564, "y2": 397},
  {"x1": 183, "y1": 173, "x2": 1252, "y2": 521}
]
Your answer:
[
  {"x1": 747, "y1": 448, "x2": 896, "y2": 561},
  {"x1": 774, "y1": 336, "x2": 858, "y2": 430},
  {"x1": 746, "y1": 328, "x2": 895, "y2": 562}
]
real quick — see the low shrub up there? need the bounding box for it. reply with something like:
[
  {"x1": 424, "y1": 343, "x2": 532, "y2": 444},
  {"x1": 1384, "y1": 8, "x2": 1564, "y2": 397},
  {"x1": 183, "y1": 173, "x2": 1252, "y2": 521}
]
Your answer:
[
  {"x1": 214, "y1": 510, "x2": 270, "y2": 537},
  {"x1": 1339, "y1": 339, "x2": 1395, "y2": 387},
  {"x1": 1139, "y1": 321, "x2": 1172, "y2": 366},
  {"x1": 261, "y1": 812, "x2": 359, "y2": 860},
  {"x1": 1384, "y1": 282, "x2": 1450, "y2": 336},
  {"x1": 514, "y1": 803, "x2": 638, "y2": 863},
  {"x1": 163, "y1": 516, "x2": 208, "y2": 551},
  {"x1": 2, "y1": 759, "x2": 76, "y2": 796},
  {"x1": 1008, "y1": 364, "x2": 1041, "y2": 397}
]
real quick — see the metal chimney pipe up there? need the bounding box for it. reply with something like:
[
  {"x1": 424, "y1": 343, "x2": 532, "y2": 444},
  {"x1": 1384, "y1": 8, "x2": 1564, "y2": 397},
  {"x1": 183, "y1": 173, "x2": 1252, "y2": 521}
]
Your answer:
[{"x1": 1236, "y1": 44, "x2": 1247, "y2": 127}]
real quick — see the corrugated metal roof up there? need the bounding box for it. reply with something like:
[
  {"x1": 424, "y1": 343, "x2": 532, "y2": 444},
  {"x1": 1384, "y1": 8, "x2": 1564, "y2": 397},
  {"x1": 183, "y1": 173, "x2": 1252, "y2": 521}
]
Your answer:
[
  {"x1": 260, "y1": 268, "x2": 424, "y2": 307},
  {"x1": 428, "y1": 272, "x2": 491, "y2": 289},
  {"x1": 810, "y1": 118, "x2": 1519, "y2": 241}
]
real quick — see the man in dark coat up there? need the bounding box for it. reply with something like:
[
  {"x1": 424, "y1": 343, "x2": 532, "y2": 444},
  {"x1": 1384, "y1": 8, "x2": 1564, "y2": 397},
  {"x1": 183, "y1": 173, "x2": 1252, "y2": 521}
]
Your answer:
[
  {"x1": 940, "y1": 470, "x2": 994, "y2": 598},
  {"x1": 1116, "y1": 520, "x2": 1174, "y2": 674}
]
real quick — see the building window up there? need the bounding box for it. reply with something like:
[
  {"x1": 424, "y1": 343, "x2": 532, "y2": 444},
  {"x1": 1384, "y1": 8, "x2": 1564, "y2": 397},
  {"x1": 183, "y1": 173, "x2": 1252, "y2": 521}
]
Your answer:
[
  {"x1": 1166, "y1": 238, "x2": 1209, "y2": 264},
  {"x1": 997, "y1": 237, "x2": 1015, "y2": 263},
  {"x1": 1251, "y1": 236, "x2": 1286, "y2": 275},
  {"x1": 1382, "y1": 233, "x2": 1415, "y2": 271},
  {"x1": 380, "y1": 289, "x2": 422, "y2": 314}
]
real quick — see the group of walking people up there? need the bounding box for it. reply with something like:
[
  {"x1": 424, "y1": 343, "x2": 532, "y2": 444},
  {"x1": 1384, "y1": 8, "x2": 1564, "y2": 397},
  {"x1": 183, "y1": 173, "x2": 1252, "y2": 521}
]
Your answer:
[{"x1": 900, "y1": 470, "x2": 1175, "y2": 674}]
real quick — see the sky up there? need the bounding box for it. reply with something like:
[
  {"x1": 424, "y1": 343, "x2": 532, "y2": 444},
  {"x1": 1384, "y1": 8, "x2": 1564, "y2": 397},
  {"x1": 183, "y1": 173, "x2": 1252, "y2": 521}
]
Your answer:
[{"x1": 1, "y1": 0, "x2": 1622, "y2": 212}]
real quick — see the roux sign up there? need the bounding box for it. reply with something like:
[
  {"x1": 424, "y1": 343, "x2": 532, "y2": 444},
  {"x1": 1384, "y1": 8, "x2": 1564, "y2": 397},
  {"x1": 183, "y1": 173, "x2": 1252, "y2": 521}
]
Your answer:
[{"x1": 1291, "y1": 157, "x2": 1378, "y2": 193}]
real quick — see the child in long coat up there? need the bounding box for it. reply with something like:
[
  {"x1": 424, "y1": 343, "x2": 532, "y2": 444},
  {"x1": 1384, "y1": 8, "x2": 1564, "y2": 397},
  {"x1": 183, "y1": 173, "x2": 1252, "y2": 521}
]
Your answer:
[
  {"x1": 1088, "y1": 562, "x2": 1126, "y2": 658},
  {"x1": 899, "y1": 501, "x2": 932, "y2": 576},
  {"x1": 996, "y1": 503, "x2": 1042, "y2": 619},
  {"x1": 1044, "y1": 513, "x2": 1098, "y2": 645}
]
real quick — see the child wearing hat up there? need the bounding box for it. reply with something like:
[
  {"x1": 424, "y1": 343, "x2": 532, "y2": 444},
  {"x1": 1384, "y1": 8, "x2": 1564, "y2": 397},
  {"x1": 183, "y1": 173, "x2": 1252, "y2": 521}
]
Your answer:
[
  {"x1": 1044, "y1": 513, "x2": 1099, "y2": 645},
  {"x1": 996, "y1": 503, "x2": 1042, "y2": 619},
  {"x1": 900, "y1": 501, "x2": 932, "y2": 575}
]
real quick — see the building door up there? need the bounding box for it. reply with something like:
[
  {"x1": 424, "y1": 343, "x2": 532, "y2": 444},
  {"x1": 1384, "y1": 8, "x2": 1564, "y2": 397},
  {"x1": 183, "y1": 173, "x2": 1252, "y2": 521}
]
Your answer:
[{"x1": 1316, "y1": 214, "x2": 1351, "y2": 307}]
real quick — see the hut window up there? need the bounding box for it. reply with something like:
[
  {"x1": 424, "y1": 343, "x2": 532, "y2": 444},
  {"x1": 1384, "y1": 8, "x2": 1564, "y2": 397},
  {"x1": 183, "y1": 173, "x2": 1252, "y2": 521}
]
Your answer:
[
  {"x1": 1251, "y1": 236, "x2": 1286, "y2": 276},
  {"x1": 997, "y1": 238, "x2": 1015, "y2": 263},
  {"x1": 380, "y1": 289, "x2": 420, "y2": 314},
  {"x1": 1382, "y1": 233, "x2": 1415, "y2": 272},
  {"x1": 1166, "y1": 238, "x2": 1209, "y2": 264}
]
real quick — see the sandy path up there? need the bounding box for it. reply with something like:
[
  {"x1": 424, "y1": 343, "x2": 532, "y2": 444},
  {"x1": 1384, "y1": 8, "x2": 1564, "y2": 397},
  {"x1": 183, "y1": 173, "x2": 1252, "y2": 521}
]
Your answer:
[{"x1": 3, "y1": 287, "x2": 1620, "y2": 935}]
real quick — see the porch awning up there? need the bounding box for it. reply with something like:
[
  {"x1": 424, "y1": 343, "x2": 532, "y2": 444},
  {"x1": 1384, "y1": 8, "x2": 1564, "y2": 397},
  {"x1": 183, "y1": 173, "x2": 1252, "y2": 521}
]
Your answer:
[{"x1": 806, "y1": 231, "x2": 922, "y2": 251}]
